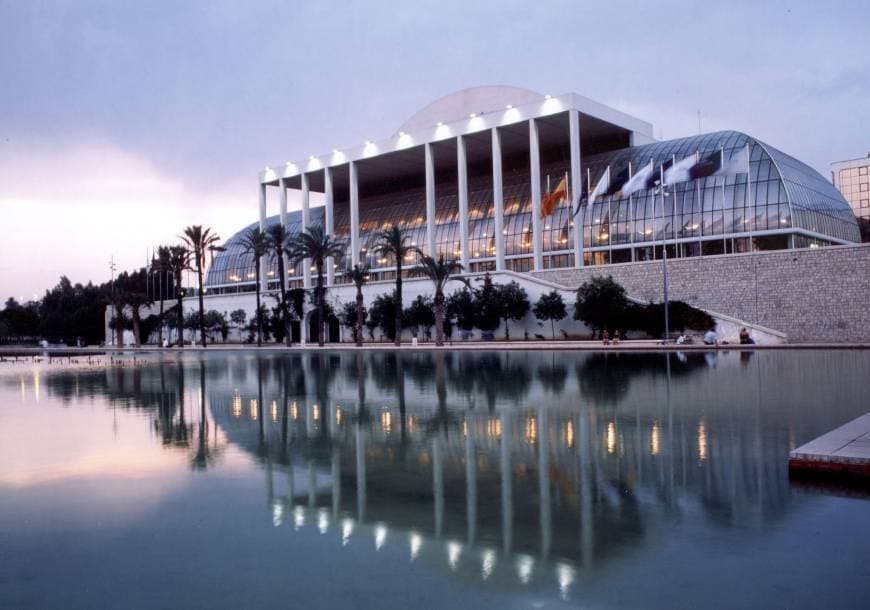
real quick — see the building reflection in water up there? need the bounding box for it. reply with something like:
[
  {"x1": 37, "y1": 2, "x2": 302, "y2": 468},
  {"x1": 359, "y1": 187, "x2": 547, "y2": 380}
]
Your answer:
[
  {"x1": 18, "y1": 348, "x2": 867, "y2": 600},
  {"x1": 202, "y1": 350, "x2": 797, "y2": 598}
]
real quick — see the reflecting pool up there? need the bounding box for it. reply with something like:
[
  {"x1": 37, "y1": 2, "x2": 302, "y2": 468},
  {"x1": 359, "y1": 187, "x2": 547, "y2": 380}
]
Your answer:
[{"x1": 1, "y1": 350, "x2": 869, "y2": 609}]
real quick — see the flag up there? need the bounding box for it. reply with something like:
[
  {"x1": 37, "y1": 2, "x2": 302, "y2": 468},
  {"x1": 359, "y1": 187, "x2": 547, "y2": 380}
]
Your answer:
[
  {"x1": 589, "y1": 167, "x2": 610, "y2": 205},
  {"x1": 603, "y1": 166, "x2": 630, "y2": 197},
  {"x1": 664, "y1": 153, "x2": 697, "y2": 185},
  {"x1": 688, "y1": 145, "x2": 750, "y2": 180},
  {"x1": 688, "y1": 149, "x2": 723, "y2": 179},
  {"x1": 541, "y1": 176, "x2": 567, "y2": 218},
  {"x1": 622, "y1": 160, "x2": 654, "y2": 196},
  {"x1": 645, "y1": 158, "x2": 672, "y2": 190},
  {"x1": 719, "y1": 144, "x2": 750, "y2": 176}
]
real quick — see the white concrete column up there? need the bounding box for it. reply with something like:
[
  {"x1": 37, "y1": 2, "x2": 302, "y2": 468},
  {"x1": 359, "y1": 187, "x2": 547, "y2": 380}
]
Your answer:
[
  {"x1": 457, "y1": 135, "x2": 470, "y2": 269},
  {"x1": 279, "y1": 178, "x2": 290, "y2": 292},
  {"x1": 425, "y1": 143, "x2": 436, "y2": 257},
  {"x1": 569, "y1": 109, "x2": 584, "y2": 267},
  {"x1": 301, "y1": 173, "x2": 311, "y2": 289},
  {"x1": 324, "y1": 167, "x2": 335, "y2": 285},
  {"x1": 492, "y1": 127, "x2": 505, "y2": 271},
  {"x1": 258, "y1": 182, "x2": 268, "y2": 288},
  {"x1": 350, "y1": 161, "x2": 360, "y2": 267},
  {"x1": 530, "y1": 119, "x2": 543, "y2": 270}
]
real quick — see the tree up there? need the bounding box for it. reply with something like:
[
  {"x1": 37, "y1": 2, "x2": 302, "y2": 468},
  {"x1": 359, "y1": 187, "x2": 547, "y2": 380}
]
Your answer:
[
  {"x1": 340, "y1": 301, "x2": 367, "y2": 344},
  {"x1": 238, "y1": 227, "x2": 268, "y2": 346},
  {"x1": 574, "y1": 275, "x2": 629, "y2": 338},
  {"x1": 181, "y1": 225, "x2": 222, "y2": 347},
  {"x1": 347, "y1": 264, "x2": 370, "y2": 347},
  {"x1": 165, "y1": 245, "x2": 192, "y2": 347},
  {"x1": 447, "y1": 288, "x2": 475, "y2": 334},
  {"x1": 203, "y1": 310, "x2": 228, "y2": 342},
  {"x1": 418, "y1": 255, "x2": 466, "y2": 346},
  {"x1": 152, "y1": 246, "x2": 175, "y2": 346},
  {"x1": 285, "y1": 225, "x2": 346, "y2": 347},
  {"x1": 405, "y1": 295, "x2": 435, "y2": 339},
  {"x1": 494, "y1": 281, "x2": 530, "y2": 340},
  {"x1": 117, "y1": 269, "x2": 152, "y2": 347},
  {"x1": 638, "y1": 300, "x2": 715, "y2": 337},
  {"x1": 36, "y1": 278, "x2": 106, "y2": 345},
  {"x1": 4, "y1": 298, "x2": 35, "y2": 342},
  {"x1": 372, "y1": 224, "x2": 416, "y2": 346},
  {"x1": 368, "y1": 293, "x2": 399, "y2": 341},
  {"x1": 266, "y1": 223, "x2": 293, "y2": 345},
  {"x1": 230, "y1": 309, "x2": 247, "y2": 342},
  {"x1": 472, "y1": 273, "x2": 501, "y2": 334},
  {"x1": 533, "y1": 290, "x2": 567, "y2": 339}
]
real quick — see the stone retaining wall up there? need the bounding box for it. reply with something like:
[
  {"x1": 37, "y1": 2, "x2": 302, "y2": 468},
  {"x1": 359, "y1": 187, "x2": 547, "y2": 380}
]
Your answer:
[{"x1": 532, "y1": 244, "x2": 870, "y2": 343}]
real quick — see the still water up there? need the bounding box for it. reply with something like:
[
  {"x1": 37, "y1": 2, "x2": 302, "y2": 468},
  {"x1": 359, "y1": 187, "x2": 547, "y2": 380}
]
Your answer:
[{"x1": 1, "y1": 349, "x2": 869, "y2": 609}]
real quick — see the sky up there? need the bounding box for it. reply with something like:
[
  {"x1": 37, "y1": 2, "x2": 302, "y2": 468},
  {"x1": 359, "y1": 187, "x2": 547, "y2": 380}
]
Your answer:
[{"x1": 1, "y1": 0, "x2": 868, "y2": 301}]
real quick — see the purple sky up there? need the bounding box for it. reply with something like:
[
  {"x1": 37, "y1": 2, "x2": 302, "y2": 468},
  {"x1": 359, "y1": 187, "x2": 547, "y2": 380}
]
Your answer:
[{"x1": 1, "y1": 0, "x2": 868, "y2": 301}]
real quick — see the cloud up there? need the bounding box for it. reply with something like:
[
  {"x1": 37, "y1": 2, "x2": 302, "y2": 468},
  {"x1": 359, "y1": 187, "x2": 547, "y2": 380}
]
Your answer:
[{"x1": 0, "y1": 138, "x2": 261, "y2": 299}]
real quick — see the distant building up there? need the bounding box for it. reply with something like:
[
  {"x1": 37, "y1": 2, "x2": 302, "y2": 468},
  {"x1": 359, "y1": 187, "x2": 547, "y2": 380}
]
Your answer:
[{"x1": 831, "y1": 154, "x2": 870, "y2": 241}]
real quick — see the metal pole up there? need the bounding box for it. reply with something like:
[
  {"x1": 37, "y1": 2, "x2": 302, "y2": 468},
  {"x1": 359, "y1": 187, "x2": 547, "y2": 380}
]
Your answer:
[{"x1": 660, "y1": 166, "x2": 670, "y2": 343}]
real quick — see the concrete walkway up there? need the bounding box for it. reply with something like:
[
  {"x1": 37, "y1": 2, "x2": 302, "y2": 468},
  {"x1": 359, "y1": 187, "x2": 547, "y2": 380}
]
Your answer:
[
  {"x1": 790, "y1": 413, "x2": 870, "y2": 477},
  {"x1": 2, "y1": 341, "x2": 870, "y2": 358}
]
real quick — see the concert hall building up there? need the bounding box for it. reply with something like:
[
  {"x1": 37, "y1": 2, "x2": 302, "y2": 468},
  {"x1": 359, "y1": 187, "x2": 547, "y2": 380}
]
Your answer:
[{"x1": 205, "y1": 85, "x2": 859, "y2": 296}]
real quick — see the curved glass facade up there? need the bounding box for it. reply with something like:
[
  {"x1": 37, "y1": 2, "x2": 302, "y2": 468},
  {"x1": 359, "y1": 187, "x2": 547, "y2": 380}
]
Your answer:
[{"x1": 207, "y1": 130, "x2": 859, "y2": 292}]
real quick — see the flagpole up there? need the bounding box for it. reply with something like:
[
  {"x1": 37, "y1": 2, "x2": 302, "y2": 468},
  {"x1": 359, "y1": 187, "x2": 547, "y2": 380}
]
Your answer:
[
  {"x1": 628, "y1": 161, "x2": 635, "y2": 261},
  {"x1": 660, "y1": 164, "x2": 670, "y2": 344}
]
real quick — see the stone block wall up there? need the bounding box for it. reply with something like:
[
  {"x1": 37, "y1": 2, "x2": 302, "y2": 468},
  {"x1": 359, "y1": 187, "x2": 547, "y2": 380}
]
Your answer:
[{"x1": 532, "y1": 244, "x2": 870, "y2": 343}]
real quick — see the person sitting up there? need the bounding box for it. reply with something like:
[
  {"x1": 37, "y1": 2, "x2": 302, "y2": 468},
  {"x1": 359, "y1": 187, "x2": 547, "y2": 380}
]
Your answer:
[
  {"x1": 613, "y1": 330, "x2": 621, "y2": 344},
  {"x1": 739, "y1": 327, "x2": 755, "y2": 345},
  {"x1": 676, "y1": 334, "x2": 687, "y2": 345},
  {"x1": 602, "y1": 330, "x2": 610, "y2": 346},
  {"x1": 703, "y1": 328, "x2": 718, "y2": 345}
]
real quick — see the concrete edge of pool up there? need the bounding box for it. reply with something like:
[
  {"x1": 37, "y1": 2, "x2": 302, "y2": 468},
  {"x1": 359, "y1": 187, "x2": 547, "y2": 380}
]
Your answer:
[
  {"x1": 2, "y1": 341, "x2": 870, "y2": 358},
  {"x1": 789, "y1": 413, "x2": 870, "y2": 479}
]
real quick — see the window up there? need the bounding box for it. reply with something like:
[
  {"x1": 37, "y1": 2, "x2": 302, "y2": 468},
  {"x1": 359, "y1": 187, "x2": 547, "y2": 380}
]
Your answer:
[
  {"x1": 861, "y1": 183, "x2": 869, "y2": 192},
  {"x1": 860, "y1": 167, "x2": 868, "y2": 176},
  {"x1": 861, "y1": 199, "x2": 869, "y2": 209}
]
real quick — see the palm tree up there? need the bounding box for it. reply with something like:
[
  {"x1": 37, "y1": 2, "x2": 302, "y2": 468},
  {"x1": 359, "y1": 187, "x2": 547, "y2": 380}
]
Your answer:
[
  {"x1": 418, "y1": 255, "x2": 466, "y2": 346},
  {"x1": 166, "y1": 245, "x2": 191, "y2": 347},
  {"x1": 181, "y1": 225, "x2": 221, "y2": 347},
  {"x1": 153, "y1": 246, "x2": 173, "y2": 346},
  {"x1": 120, "y1": 269, "x2": 152, "y2": 347},
  {"x1": 347, "y1": 263, "x2": 370, "y2": 347},
  {"x1": 238, "y1": 227, "x2": 269, "y2": 347},
  {"x1": 266, "y1": 223, "x2": 293, "y2": 346},
  {"x1": 285, "y1": 225, "x2": 346, "y2": 347},
  {"x1": 372, "y1": 224, "x2": 416, "y2": 346}
]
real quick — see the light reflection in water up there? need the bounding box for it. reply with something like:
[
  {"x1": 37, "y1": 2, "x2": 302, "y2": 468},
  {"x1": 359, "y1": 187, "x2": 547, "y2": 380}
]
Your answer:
[
  {"x1": 516, "y1": 554, "x2": 534, "y2": 584},
  {"x1": 481, "y1": 548, "x2": 497, "y2": 580},
  {"x1": 374, "y1": 523, "x2": 387, "y2": 550},
  {"x1": 447, "y1": 541, "x2": 462, "y2": 570},
  {"x1": 341, "y1": 518, "x2": 354, "y2": 545},
  {"x1": 409, "y1": 531, "x2": 422, "y2": 560},
  {"x1": 606, "y1": 421, "x2": 616, "y2": 454},
  {"x1": 699, "y1": 418, "x2": 708, "y2": 461}
]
